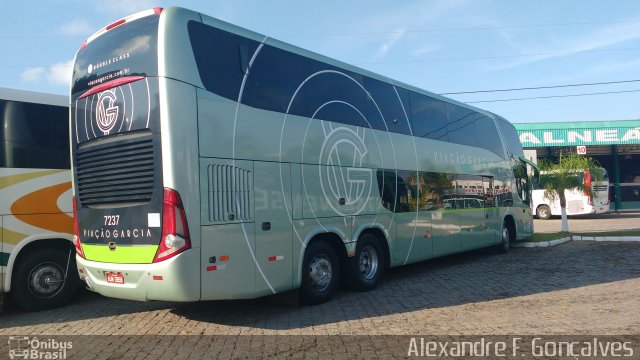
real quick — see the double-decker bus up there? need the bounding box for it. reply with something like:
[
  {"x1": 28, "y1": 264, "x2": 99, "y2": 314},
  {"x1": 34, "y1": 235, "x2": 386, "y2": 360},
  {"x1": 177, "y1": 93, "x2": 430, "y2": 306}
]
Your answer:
[
  {"x1": 532, "y1": 167, "x2": 610, "y2": 220},
  {"x1": 71, "y1": 7, "x2": 534, "y2": 305},
  {"x1": 1, "y1": 87, "x2": 79, "y2": 311}
]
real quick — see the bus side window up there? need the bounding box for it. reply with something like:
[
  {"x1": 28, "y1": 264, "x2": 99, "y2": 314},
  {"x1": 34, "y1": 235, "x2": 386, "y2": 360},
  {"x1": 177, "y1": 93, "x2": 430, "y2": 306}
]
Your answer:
[
  {"x1": 376, "y1": 170, "x2": 397, "y2": 212},
  {"x1": 410, "y1": 92, "x2": 448, "y2": 141},
  {"x1": 1, "y1": 100, "x2": 69, "y2": 169},
  {"x1": 188, "y1": 21, "x2": 259, "y2": 102}
]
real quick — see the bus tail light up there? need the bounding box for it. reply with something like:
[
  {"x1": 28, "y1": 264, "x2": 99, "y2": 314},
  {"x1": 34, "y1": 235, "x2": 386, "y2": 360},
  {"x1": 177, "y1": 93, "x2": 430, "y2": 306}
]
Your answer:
[
  {"x1": 72, "y1": 196, "x2": 85, "y2": 259},
  {"x1": 106, "y1": 19, "x2": 126, "y2": 31},
  {"x1": 154, "y1": 188, "x2": 191, "y2": 263}
]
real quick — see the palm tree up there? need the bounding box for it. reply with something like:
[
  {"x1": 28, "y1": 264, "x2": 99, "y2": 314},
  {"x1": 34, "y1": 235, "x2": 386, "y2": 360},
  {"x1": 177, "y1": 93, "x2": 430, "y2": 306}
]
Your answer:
[{"x1": 537, "y1": 153, "x2": 604, "y2": 232}]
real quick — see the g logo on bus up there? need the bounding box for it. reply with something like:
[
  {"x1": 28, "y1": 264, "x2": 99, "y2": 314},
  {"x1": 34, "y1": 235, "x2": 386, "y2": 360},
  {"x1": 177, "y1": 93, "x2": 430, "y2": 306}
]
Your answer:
[
  {"x1": 318, "y1": 125, "x2": 372, "y2": 216},
  {"x1": 96, "y1": 90, "x2": 119, "y2": 135}
]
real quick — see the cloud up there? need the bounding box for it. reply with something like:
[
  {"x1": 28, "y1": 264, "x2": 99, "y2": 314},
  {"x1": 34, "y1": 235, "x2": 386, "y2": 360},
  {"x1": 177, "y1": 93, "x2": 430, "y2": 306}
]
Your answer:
[
  {"x1": 413, "y1": 46, "x2": 437, "y2": 56},
  {"x1": 314, "y1": 0, "x2": 473, "y2": 61},
  {"x1": 21, "y1": 60, "x2": 73, "y2": 86},
  {"x1": 528, "y1": 57, "x2": 640, "y2": 90},
  {"x1": 58, "y1": 19, "x2": 92, "y2": 36},
  {"x1": 375, "y1": 28, "x2": 407, "y2": 59},
  {"x1": 489, "y1": 18, "x2": 640, "y2": 71},
  {"x1": 589, "y1": 58, "x2": 640, "y2": 76},
  {"x1": 48, "y1": 60, "x2": 74, "y2": 85},
  {"x1": 93, "y1": 0, "x2": 156, "y2": 16},
  {"x1": 21, "y1": 67, "x2": 46, "y2": 82}
]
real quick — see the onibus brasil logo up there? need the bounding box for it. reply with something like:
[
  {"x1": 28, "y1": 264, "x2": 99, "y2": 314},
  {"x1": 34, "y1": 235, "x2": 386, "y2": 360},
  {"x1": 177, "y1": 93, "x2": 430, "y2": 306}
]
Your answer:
[
  {"x1": 318, "y1": 123, "x2": 372, "y2": 216},
  {"x1": 95, "y1": 90, "x2": 119, "y2": 135},
  {"x1": 8, "y1": 336, "x2": 72, "y2": 359}
]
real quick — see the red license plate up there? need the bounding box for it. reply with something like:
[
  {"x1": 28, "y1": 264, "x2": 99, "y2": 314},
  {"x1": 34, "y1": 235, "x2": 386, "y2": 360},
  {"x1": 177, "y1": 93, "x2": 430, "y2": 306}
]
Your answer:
[{"x1": 105, "y1": 272, "x2": 125, "y2": 284}]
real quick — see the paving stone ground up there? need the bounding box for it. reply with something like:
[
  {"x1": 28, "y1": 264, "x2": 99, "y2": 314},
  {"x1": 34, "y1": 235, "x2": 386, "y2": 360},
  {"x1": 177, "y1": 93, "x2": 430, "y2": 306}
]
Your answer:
[{"x1": 1, "y1": 241, "x2": 639, "y2": 336}]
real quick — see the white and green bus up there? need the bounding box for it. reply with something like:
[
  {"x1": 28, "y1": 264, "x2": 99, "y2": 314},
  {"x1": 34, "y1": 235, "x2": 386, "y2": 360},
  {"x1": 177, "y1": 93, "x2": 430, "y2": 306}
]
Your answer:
[{"x1": 71, "y1": 7, "x2": 534, "y2": 305}]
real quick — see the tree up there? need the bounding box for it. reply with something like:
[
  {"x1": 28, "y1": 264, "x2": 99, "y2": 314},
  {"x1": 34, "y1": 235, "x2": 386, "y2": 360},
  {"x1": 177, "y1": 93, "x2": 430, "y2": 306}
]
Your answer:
[{"x1": 537, "y1": 153, "x2": 604, "y2": 232}]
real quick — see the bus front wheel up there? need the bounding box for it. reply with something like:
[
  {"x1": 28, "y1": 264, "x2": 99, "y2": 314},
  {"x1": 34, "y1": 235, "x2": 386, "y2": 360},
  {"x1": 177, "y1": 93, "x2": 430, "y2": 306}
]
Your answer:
[
  {"x1": 300, "y1": 241, "x2": 340, "y2": 305},
  {"x1": 498, "y1": 223, "x2": 511, "y2": 254},
  {"x1": 11, "y1": 248, "x2": 79, "y2": 311}
]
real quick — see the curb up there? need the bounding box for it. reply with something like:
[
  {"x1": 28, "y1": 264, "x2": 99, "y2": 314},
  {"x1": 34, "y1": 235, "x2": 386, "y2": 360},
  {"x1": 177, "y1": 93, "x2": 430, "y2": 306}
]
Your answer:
[
  {"x1": 512, "y1": 237, "x2": 572, "y2": 248},
  {"x1": 514, "y1": 236, "x2": 640, "y2": 248},
  {"x1": 572, "y1": 236, "x2": 640, "y2": 242}
]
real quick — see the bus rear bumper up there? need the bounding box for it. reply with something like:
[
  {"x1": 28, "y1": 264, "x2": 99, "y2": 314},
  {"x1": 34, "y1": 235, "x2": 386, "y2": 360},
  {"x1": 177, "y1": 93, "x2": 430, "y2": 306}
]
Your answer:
[{"x1": 76, "y1": 250, "x2": 200, "y2": 302}]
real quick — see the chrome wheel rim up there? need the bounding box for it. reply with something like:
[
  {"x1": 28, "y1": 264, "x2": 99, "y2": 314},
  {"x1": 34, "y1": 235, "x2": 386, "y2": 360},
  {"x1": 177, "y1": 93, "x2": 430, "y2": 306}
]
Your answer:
[
  {"x1": 539, "y1": 207, "x2": 549, "y2": 218},
  {"x1": 309, "y1": 254, "x2": 332, "y2": 292},
  {"x1": 359, "y1": 245, "x2": 379, "y2": 281},
  {"x1": 28, "y1": 263, "x2": 64, "y2": 298}
]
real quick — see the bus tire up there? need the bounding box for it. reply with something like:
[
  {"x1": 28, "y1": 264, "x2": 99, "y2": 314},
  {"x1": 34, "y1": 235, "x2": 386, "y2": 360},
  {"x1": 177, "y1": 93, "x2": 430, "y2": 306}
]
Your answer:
[
  {"x1": 346, "y1": 233, "x2": 385, "y2": 291},
  {"x1": 537, "y1": 205, "x2": 551, "y2": 220},
  {"x1": 11, "y1": 248, "x2": 79, "y2": 311},
  {"x1": 300, "y1": 241, "x2": 340, "y2": 305},
  {"x1": 498, "y1": 221, "x2": 512, "y2": 254}
]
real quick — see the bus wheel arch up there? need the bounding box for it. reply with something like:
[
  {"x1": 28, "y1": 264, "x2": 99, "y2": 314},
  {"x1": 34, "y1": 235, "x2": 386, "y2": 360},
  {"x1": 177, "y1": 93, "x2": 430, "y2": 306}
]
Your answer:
[
  {"x1": 9, "y1": 238, "x2": 80, "y2": 311},
  {"x1": 346, "y1": 229, "x2": 388, "y2": 291},
  {"x1": 299, "y1": 233, "x2": 346, "y2": 305}
]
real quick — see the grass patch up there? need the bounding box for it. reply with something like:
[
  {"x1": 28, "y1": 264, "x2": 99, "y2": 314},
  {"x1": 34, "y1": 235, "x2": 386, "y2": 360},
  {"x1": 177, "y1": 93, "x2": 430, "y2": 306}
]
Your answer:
[{"x1": 529, "y1": 230, "x2": 640, "y2": 242}]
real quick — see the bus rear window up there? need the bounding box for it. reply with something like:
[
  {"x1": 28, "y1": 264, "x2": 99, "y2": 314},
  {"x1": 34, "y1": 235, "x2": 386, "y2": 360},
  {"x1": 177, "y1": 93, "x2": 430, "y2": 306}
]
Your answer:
[{"x1": 72, "y1": 15, "x2": 159, "y2": 97}]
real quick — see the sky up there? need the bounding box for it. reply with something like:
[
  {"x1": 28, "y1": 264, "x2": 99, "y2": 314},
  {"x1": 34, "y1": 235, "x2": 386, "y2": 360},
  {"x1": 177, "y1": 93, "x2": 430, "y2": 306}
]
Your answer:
[{"x1": 1, "y1": 0, "x2": 640, "y2": 123}]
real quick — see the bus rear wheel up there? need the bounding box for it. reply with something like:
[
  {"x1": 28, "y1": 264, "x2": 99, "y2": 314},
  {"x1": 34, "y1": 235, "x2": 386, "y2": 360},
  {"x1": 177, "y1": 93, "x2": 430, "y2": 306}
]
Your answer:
[
  {"x1": 11, "y1": 248, "x2": 79, "y2": 311},
  {"x1": 300, "y1": 241, "x2": 340, "y2": 305},
  {"x1": 537, "y1": 205, "x2": 551, "y2": 220},
  {"x1": 346, "y1": 233, "x2": 385, "y2": 291}
]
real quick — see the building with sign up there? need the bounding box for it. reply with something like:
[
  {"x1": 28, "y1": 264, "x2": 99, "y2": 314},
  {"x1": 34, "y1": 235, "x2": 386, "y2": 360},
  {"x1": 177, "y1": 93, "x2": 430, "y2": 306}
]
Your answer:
[{"x1": 514, "y1": 120, "x2": 640, "y2": 212}]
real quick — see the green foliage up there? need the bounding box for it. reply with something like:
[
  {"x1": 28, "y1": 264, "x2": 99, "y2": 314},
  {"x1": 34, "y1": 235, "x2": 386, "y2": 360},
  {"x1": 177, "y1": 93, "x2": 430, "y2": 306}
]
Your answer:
[{"x1": 536, "y1": 153, "x2": 604, "y2": 206}]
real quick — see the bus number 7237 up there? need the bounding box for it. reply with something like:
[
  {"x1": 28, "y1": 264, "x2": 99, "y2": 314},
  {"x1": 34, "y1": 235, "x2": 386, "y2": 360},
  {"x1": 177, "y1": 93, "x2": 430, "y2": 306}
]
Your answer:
[{"x1": 104, "y1": 215, "x2": 120, "y2": 226}]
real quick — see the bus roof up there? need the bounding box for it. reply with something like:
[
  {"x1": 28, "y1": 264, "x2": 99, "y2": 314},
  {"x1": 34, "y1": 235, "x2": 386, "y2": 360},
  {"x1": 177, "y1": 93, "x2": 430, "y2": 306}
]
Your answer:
[{"x1": 0, "y1": 87, "x2": 68, "y2": 107}]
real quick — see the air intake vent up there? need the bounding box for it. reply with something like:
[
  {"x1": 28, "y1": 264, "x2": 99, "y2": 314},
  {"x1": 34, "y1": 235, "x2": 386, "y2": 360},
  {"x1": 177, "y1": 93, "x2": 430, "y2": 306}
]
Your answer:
[
  {"x1": 76, "y1": 135, "x2": 155, "y2": 207},
  {"x1": 207, "y1": 164, "x2": 252, "y2": 222}
]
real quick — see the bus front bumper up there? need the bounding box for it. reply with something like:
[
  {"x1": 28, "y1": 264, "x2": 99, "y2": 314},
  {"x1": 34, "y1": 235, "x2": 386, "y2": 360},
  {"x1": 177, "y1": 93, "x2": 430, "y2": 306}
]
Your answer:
[{"x1": 76, "y1": 250, "x2": 200, "y2": 302}]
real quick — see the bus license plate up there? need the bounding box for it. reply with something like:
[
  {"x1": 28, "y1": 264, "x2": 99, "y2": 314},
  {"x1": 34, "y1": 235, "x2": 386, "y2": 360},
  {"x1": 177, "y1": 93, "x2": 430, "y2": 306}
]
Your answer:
[{"x1": 105, "y1": 272, "x2": 125, "y2": 284}]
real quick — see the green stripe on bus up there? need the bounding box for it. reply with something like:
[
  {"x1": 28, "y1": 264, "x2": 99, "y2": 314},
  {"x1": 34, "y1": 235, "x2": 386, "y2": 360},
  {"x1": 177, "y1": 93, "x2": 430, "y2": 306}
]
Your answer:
[
  {"x1": 0, "y1": 252, "x2": 9, "y2": 267},
  {"x1": 82, "y1": 244, "x2": 158, "y2": 264}
]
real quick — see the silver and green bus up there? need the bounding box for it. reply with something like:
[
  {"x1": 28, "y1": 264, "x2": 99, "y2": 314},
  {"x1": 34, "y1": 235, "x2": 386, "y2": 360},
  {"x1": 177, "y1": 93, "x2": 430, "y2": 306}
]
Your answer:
[{"x1": 71, "y1": 7, "x2": 534, "y2": 305}]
